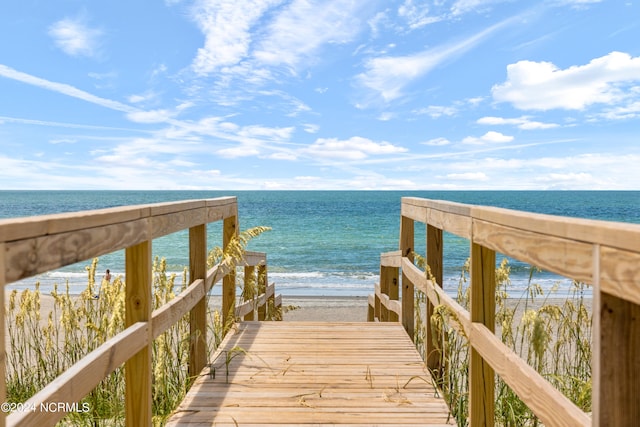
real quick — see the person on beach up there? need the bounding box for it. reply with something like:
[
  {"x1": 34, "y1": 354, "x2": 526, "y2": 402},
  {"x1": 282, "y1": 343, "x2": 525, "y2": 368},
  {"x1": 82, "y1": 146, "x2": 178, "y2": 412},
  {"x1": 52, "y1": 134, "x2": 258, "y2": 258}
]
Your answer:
[{"x1": 94, "y1": 269, "x2": 111, "y2": 299}]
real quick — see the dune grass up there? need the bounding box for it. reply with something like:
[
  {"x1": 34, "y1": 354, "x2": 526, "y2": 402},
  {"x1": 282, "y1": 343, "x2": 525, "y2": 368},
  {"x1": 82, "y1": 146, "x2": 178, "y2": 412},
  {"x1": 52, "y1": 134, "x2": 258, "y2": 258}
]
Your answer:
[
  {"x1": 414, "y1": 258, "x2": 592, "y2": 426},
  {"x1": 4, "y1": 227, "x2": 270, "y2": 426}
]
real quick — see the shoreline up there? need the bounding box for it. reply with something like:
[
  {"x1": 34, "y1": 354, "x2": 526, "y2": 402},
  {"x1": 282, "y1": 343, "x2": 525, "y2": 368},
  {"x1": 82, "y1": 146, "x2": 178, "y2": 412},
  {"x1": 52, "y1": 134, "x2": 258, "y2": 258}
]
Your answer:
[{"x1": 4, "y1": 293, "x2": 592, "y2": 326}]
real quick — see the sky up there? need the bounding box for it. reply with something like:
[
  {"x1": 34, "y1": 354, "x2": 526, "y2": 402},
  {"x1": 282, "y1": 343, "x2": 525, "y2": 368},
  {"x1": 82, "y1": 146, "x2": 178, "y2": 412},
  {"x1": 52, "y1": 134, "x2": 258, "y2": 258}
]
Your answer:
[{"x1": 1, "y1": 0, "x2": 639, "y2": 190}]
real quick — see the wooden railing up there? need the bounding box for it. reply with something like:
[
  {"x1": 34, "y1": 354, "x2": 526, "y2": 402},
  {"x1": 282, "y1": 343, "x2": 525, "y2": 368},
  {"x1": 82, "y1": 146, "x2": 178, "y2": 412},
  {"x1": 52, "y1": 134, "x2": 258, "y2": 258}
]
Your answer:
[
  {"x1": 369, "y1": 197, "x2": 640, "y2": 427},
  {"x1": 0, "y1": 197, "x2": 280, "y2": 427}
]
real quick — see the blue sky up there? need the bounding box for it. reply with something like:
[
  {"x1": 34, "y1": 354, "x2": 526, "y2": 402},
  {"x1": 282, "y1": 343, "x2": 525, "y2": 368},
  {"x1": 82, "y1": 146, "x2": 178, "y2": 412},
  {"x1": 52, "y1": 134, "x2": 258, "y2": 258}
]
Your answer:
[{"x1": 1, "y1": 0, "x2": 639, "y2": 190}]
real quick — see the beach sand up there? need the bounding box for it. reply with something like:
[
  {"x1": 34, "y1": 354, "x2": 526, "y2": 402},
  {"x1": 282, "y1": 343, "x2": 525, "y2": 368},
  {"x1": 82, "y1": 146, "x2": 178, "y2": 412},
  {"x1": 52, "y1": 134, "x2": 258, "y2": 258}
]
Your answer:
[
  {"x1": 281, "y1": 295, "x2": 370, "y2": 322},
  {"x1": 5, "y1": 292, "x2": 592, "y2": 327}
]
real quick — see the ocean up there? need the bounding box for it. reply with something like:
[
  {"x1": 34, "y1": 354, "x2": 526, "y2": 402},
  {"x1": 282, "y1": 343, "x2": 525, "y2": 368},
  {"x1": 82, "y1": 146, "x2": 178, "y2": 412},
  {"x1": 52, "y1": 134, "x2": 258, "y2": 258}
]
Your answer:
[{"x1": 1, "y1": 190, "x2": 638, "y2": 297}]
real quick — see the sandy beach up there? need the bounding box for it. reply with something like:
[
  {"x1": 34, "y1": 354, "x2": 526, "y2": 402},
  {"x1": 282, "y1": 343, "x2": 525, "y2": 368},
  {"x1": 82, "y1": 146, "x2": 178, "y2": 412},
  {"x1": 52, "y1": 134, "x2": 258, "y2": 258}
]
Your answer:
[
  {"x1": 5, "y1": 292, "x2": 592, "y2": 326},
  {"x1": 280, "y1": 295, "x2": 370, "y2": 321}
]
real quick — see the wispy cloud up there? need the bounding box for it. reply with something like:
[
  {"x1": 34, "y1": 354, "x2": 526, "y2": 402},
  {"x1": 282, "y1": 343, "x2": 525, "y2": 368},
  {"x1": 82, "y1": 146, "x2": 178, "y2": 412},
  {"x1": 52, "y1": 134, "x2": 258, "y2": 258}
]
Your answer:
[
  {"x1": 356, "y1": 13, "x2": 523, "y2": 104},
  {"x1": 189, "y1": 0, "x2": 280, "y2": 75},
  {"x1": 492, "y1": 51, "x2": 640, "y2": 111},
  {"x1": 477, "y1": 115, "x2": 559, "y2": 129},
  {"x1": 0, "y1": 64, "x2": 135, "y2": 113},
  {"x1": 253, "y1": 0, "x2": 364, "y2": 73},
  {"x1": 304, "y1": 136, "x2": 408, "y2": 160},
  {"x1": 462, "y1": 131, "x2": 514, "y2": 144},
  {"x1": 48, "y1": 16, "x2": 103, "y2": 58}
]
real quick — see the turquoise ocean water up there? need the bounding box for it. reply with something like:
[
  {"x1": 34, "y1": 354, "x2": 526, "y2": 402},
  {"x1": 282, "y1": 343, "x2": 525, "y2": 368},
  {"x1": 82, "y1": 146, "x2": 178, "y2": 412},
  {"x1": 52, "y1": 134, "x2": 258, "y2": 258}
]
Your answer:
[{"x1": 1, "y1": 191, "x2": 638, "y2": 297}]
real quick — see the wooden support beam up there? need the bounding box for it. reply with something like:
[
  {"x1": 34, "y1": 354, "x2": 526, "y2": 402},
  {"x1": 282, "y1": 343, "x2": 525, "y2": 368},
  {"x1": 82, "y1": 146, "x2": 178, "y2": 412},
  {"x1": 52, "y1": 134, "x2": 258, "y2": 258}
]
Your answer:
[
  {"x1": 189, "y1": 224, "x2": 207, "y2": 380},
  {"x1": 243, "y1": 265, "x2": 256, "y2": 320},
  {"x1": 222, "y1": 215, "x2": 238, "y2": 331},
  {"x1": 426, "y1": 224, "x2": 443, "y2": 378},
  {"x1": 125, "y1": 240, "x2": 152, "y2": 427},
  {"x1": 594, "y1": 291, "x2": 640, "y2": 426},
  {"x1": 257, "y1": 264, "x2": 267, "y2": 321},
  {"x1": 400, "y1": 215, "x2": 415, "y2": 339},
  {"x1": 469, "y1": 242, "x2": 495, "y2": 427}
]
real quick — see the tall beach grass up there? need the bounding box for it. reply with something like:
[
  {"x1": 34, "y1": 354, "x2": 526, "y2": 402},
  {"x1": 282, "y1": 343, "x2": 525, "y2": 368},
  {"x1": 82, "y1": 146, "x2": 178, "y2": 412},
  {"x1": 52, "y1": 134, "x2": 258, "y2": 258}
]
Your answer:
[
  {"x1": 414, "y1": 258, "x2": 592, "y2": 426},
  {"x1": 4, "y1": 227, "x2": 270, "y2": 425}
]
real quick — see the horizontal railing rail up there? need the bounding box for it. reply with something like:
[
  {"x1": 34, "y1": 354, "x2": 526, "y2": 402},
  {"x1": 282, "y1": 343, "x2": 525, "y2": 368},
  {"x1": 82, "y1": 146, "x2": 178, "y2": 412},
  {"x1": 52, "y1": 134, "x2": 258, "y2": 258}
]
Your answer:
[
  {"x1": 0, "y1": 197, "x2": 278, "y2": 427},
  {"x1": 369, "y1": 197, "x2": 640, "y2": 427}
]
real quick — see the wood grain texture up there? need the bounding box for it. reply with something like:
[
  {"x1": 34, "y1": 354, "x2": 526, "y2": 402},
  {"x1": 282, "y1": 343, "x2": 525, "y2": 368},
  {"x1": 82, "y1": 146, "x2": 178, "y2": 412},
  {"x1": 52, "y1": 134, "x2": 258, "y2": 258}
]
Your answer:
[
  {"x1": 473, "y1": 205, "x2": 640, "y2": 253},
  {"x1": 427, "y1": 209, "x2": 472, "y2": 240},
  {"x1": 4, "y1": 218, "x2": 150, "y2": 283},
  {"x1": 469, "y1": 243, "x2": 495, "y2": 427},
  {"x1": 222, "y1": 215, "x2": 238, "y2": 330},
  {"x1": 125, "y1": 241, "x2": 152, "y2": 427},
  {"x1": 600, "y1": 246, "x2": 640, "y2": 306},
  {"x1": 473, "y1": 218, "x2": 593, "y2": 283},
  {"x1": 166, "y1": 322, "x2": 454, "y2": 426},
  {"x1": 189, "y1": 225, "x2": 208, "y2": 379},
  {"x1": 595, "y1": 292, "x2": 640, "y2": 426},
  {"x1": 400, "y1": 215, "x2": 415, "y2": 339}
]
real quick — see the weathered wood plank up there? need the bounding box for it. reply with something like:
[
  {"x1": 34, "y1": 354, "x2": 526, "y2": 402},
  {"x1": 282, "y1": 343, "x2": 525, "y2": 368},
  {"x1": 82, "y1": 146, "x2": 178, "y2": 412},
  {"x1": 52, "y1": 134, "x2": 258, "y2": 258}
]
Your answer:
[
  {"x1": 167, "y1": 322, "x2": 454, "y2": 426},
  {"x1": 222, "y1": 215, "x2": 238, "y2": 330},
  {"x1": 469, "y1": 242, "x2": 495, "y2": 427},
  {"x1": 380, "y1": 250, "x2": 401, "y2": 267},
  {"x1": 473, "y1": 218, "x2": 593, "y2": 283},
  {"x1": 189, "y1": 224, "x2": 207, "y2": 379},
  {"x1": 600, "y1": 246, "x2": 640, "y2": 306},
  {"x1": 427, "y1": 208, "x2": 472, "y2": 239},
  {"x1": 4, "y1": 218, "x2": 150, "y2": 283},
  {"x1": 473, "y1": 205, "x2": 640, "y2": 253},
  {"x1": 152, "y1": 279, "x2": 205, "y2": 339},
  {"x1": 125, "y1": 241, "x2": 152, "y2": 427},
  {"x1": 595, "y1": 291, "x2": 640, "y2": 426}
]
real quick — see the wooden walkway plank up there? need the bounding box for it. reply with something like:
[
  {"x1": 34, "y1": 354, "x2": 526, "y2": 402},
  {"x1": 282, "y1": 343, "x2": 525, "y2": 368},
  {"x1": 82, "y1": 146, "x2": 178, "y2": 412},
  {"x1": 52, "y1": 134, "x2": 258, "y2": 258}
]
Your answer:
[{"x1": 167, "y1": 322, "x2": 454, "y2": 426}]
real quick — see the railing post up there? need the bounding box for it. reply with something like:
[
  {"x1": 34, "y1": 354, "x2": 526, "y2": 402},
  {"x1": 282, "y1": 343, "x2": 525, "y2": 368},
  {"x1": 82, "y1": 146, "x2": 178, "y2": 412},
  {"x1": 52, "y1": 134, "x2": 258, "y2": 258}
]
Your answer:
[
  {"x1": 244, "y1": 265, "x2": 256, "y2": 321},
  {"x1": 125, "y1": 240, "x2": 152, "y2": 427},
  {"x1": 594, "y1": 242, "x2": 640, "y2": 426},
  {"x1": 257, "y1": 263, "x2": 267, "y2": 320},
  {"x1": 469, "y1": 241, "x2": 495, "y2": 427},
  {"x1": 222, "y1": 214, "x2": 238, "y2": 331},
  {"x1": 426, "y1": 224, "x2": 443, "y2": 378},
  {"x1": 400, "y1": 215, "x2": 415, "y2": 340},
  {"x1": 189, "y1": 224, "x2": 207, "y2": 380},
  {"x1": 379, "y1": 266, "x2": 388, "y2": 321}
]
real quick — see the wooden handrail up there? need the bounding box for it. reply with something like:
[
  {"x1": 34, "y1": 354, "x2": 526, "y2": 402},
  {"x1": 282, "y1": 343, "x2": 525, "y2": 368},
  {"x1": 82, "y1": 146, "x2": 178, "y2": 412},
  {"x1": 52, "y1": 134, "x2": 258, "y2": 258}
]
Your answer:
[
  {"x1": 0, "y1": 197, "x2": 277, "y2": 427},
  {"x1": 370, "y1": 197, "x2": 640, "y2": 427}
]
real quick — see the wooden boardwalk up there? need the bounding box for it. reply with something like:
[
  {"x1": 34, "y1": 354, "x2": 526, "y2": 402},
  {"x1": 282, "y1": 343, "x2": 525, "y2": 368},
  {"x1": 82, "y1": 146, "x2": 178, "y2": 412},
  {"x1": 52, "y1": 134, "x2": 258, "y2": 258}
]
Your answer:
[{"x1": 166, "y1": 322, "x2": 454, "y2": 426}]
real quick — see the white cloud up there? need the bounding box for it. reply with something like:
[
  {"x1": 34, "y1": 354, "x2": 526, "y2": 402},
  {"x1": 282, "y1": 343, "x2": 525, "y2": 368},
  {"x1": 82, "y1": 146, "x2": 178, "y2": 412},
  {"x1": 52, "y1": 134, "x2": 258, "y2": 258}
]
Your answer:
[
  {"x1": 450, "y1": 0, "x2": 509, "y2": 16},
  {"x1": 0, "y1": 64, "x2": 136, "y2": 113},
  {"x1": 423, "y1": 137, "x2": 451, "y2": 146},
  {"x1": 127, "y1": 109, "x2": 176, "y2": 123},
  {"x1": 414, "y1": 105, "x2": 457, "y2": 118},
  {"x1": 48, "y1": 17, "x2": 103, "y2": 58},
  {"x1": 398, "y1": 0, "x2": 441, "y2": 29},
  {"x1": 462, "y1": 131, "x2": 513, "y2": 144},
  {"x1": 303, "y1": 123, "x2": 320, "y2": 133},
  {"x1": 253, "y1": 0, "x2": 363, "y2": 73},
  {"x1": 492, "y1": 51, "x2": 640, "y2": 110},
  {"x1": 356, "y1": 15, "x2": 519, "y2": 103},
  {"x1": 190, "y1": 0, "x2": 280, "y2": 75},
  {"x1": 305, "y1": 136, "x2": 408, "y2": 160},
  {"x1": 477, "y1": 116, "x2": 559, "y2": 129},
  {"x1": 378, "y1": 112, "x2": 395, "y2": 121}
]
